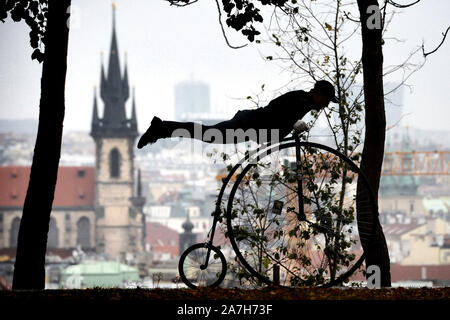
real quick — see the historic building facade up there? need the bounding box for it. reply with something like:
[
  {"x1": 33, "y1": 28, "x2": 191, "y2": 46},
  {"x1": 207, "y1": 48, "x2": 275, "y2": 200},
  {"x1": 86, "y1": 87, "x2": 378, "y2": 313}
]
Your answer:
[
  {"x1": 0, "y1": 6, "x2": 145, "y2": 261},
  {"x1": 90, "y1": 6, "x2": 144, "y2": 259},
  {"x1": 0, "y1": 166, "x2": 97, "y2": 252}
]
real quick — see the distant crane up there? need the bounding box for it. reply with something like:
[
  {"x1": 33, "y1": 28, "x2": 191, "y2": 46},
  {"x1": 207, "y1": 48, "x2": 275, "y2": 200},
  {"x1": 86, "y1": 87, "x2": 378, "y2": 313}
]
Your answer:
[
  {"x1": 215, "y1": 150, "x2": 450, "y2": 180},
  {"x1": 382, "y1": 151, "x2": 450, "y2": 176}
]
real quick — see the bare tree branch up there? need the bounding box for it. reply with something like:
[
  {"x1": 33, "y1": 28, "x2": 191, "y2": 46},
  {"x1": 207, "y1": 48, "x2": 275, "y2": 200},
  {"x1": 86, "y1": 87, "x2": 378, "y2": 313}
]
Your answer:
[
  {"x1": 166, "y1": 0, "x2": 247, "y2": 49},
  {"x1": 387, "y1": 0, "x2": 420, "y2": 8},
  {"x1": 166, "y1": 0, "x2": 199, "y2": 7},
  {"x1": 343, "y1": 11, "x2": 360, "y2": 23},
  {"x1": 214, "y1": 0, "x2": 248, "y2": 49},
  {"x1": 422, "y1": 26, "x2": 450, "y2": 58}
]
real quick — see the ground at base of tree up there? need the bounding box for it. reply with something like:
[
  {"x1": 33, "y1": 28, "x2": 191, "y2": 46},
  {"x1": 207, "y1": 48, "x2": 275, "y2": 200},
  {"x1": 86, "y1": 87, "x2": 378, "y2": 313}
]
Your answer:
[
  {"x1": 0, "y1": 287, "x2": 449, "y2": 301},
  {"x1": 1, "y1": 288, "x2": 448, "y2": 318}
]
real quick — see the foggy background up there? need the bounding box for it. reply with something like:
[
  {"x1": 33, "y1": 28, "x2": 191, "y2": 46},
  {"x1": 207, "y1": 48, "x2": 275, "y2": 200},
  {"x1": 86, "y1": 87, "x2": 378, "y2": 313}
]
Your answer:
[{"x1": 0, "y1": 0, "x2": 449, "y2": 132}]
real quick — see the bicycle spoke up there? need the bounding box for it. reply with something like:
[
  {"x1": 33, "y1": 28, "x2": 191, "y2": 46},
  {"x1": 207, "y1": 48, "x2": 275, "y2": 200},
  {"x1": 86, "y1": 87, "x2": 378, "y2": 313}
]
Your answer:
[
  {"x1": 179, "y1": 244, "x2": 227, "y2": 288},
  {"x1": 226, "y1": 140, "x2": 375, "y2": 288}
]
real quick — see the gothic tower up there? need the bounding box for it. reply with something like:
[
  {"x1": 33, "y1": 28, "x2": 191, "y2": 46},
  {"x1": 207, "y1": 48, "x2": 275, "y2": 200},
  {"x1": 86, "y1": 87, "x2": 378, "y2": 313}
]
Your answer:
[{"x1": 90, "y1": 4, "x2": 143, "y2": 260}]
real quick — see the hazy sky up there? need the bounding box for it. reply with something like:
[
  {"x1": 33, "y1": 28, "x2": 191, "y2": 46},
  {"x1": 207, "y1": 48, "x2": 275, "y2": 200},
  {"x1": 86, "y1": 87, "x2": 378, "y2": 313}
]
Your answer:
[{"x1": 0, "y1": 0, "x2": 449, "y2": 132}]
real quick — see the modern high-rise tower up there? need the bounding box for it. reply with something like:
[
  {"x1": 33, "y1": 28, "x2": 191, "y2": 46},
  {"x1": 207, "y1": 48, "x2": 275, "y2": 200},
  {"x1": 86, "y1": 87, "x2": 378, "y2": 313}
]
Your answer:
[{"x1": 174, "y1": 79, "x2": 211, "y2": 120}]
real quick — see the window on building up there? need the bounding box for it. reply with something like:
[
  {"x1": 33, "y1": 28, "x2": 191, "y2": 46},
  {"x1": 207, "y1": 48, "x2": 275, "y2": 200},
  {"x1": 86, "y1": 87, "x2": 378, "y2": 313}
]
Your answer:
[
  {"x1": 65, "y1": 213, "x2": 71, "y2": 233},
  {"x1": 77, "y1": 170, "x2": 85, "y2": 178},
  {"x1": 129, "y1": 236, "x2": 136, "y2": 247},
  {"x1": 0, "y1": 213, "x2": 3, "y2": 232},
  {"x1": 9, "y1": 217, "x2": 20, "y2": 248},
  {"x1": 401, "y1": 239, "x2": 411, "y2": 257},
  {"x1": 444, "y1": 252, "x2": 450, "y2": 262},
  {"x1": 109, "y1": 148, "x2": 121, "y2": 178},
  {"x1": 98, "y1": 242, "x2": 105, "y2": 254},
  {"x1": 77, "y1": 217, "x2": 91, "y2": 249},
  {"x1": 47, "y1": 218, "x2": 59, "y2": 249}
]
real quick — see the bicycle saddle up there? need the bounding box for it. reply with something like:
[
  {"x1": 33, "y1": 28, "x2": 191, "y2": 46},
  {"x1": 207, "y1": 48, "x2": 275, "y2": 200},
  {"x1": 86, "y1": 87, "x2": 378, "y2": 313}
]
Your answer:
[{"x1": 293, "y1": 120, "x2": 310, "y2": 133}]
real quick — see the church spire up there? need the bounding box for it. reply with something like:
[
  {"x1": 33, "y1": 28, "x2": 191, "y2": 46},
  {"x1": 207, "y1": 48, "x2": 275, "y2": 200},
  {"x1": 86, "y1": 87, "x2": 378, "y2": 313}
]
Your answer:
[
  {"x1": 100, "y1": 52, "x2": 107, "y2": 102},
  {"x1": 92, "y1": 3, "x2": 136, "y2": 139},
  {"x1": 122, "y1": 51, "x2": 130, "y2": 101},
  {"x1": 106, "y1": 1, "x2": 122, "y2": 95},
  {"x1": 91, "y1": 86, "x2": 100, "y2": 133},
  {"x1": 131, "y1": 86, "x2": 137, "y2": 132}
]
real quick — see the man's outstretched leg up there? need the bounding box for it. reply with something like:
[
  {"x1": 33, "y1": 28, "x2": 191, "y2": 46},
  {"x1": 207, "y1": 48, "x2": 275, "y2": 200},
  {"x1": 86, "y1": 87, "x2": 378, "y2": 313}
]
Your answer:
[
  {"x1": 137, "y1": 112, "x2": 274, "y2": 148},
  {"x1": 137, "y1": 117, "x2": 165, "y2": 148},
  {"x1": 137, "y1": 116, "x2": 216, "y2": 149}
]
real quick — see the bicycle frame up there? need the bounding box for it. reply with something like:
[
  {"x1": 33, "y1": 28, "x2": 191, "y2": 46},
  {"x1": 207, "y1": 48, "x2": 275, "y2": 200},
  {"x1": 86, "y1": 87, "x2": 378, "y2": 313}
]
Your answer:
[
  {"x1": 182, "y1": 131, "x2": 377, "y2": 287},
  {"x1": 294, "y1": 135, "x2": 306, "y2": 221},
  {"x1": 200, "y1": 133, "x2": 305, "y2": 268}
]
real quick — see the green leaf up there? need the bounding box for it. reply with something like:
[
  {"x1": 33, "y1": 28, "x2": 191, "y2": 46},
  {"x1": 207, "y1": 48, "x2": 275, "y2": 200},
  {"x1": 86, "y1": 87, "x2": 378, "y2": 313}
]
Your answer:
[
  {"x1": 288, "y1": 253, "x2": 298, "y2": 260},
  {"x1": 31, "y1": 49, "x2": 44, "y2": 63},
  {"x1": 263, "y1": 256, "x2": 270, "y2": 269}
]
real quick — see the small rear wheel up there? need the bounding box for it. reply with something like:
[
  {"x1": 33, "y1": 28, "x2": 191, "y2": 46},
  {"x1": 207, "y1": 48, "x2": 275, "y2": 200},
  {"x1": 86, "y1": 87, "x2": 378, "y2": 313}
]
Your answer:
[{"x1": 178, "y1": 243, "x2": 227, "y2": 289}]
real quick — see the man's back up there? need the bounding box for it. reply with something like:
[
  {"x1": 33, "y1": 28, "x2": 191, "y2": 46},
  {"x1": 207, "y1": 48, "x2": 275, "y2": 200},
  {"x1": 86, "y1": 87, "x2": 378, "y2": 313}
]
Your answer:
[
  {"x1": 137, "y1": 80, "x2": 336, "y2": 148},
  {"x1": 251, "y1": 90, "x2": 313, "y2": 132}
]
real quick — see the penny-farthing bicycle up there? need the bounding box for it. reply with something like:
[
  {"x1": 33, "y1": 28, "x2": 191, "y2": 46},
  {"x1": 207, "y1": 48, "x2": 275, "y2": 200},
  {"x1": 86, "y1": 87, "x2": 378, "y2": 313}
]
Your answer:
[{"x1": 178, "y1": 122, "x2": 377, "y2": 288}]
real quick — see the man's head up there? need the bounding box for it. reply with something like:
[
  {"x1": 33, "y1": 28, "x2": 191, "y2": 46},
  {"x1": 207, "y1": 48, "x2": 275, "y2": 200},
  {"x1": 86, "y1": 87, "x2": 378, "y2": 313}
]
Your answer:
[{"x1": 310, "y1": 80, "x2": 338, "y2": 110}]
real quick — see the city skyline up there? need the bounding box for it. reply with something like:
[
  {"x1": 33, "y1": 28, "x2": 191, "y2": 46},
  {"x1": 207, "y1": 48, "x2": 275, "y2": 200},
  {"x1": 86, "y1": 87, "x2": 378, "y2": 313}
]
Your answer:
[
  {"x1": 0, "y1": 0, "x2": 449, "y2": 133},
  {"x1": 1, "y1": 1, "x2": 449, "y2": 292}
]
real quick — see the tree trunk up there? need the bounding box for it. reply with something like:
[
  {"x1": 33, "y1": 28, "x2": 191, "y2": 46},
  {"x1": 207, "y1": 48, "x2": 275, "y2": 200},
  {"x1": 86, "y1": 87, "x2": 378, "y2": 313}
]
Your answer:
[
  {"x1": 12, "y1": 0, "x2": 71, "y2": 290},
  {"x1": 356, "y1": 0, "x2": 391, "y2": 287}
]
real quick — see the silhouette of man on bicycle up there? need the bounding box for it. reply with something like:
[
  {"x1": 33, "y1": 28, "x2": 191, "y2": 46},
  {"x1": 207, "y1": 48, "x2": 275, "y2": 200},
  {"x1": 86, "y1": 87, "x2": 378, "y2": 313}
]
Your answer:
[{"x1": 137, "y1": 80, "x2": 337, "y2": 148}]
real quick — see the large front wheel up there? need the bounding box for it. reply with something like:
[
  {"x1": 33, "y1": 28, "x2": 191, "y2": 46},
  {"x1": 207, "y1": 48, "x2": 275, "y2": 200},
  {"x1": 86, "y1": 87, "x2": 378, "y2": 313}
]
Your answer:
[
  {"x1": 226, "y1": 140, "x2": 377, "y2": 287},
  {"x1": 178, "y1": 243, "x2": 227, "y2": 289}
]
